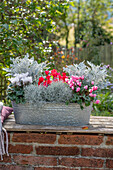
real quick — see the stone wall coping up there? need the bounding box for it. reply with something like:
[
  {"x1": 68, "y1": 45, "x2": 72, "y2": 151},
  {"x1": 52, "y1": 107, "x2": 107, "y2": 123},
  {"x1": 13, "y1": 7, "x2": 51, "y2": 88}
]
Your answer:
[{"x1": 3, "y1": 115, "x2": 113, "y2": 134}]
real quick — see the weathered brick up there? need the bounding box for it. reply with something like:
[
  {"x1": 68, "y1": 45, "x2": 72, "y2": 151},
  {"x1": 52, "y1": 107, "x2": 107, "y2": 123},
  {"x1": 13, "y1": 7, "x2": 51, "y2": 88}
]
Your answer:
[
  {"x1": 0, "y1": 165, "x2": 33, "y2": 170},
  {"x1": 9, "y1": 144, "x2": 33, "y2": 154},
  {"x1": 81, "y1": 168, "x2": 106, "y2": 170},
  {"x1": 58, "y1": 134, "x2": 103, "y2": 145},
  {"x1": 81, "y1": 169, "x2": 101, "y2": 170},
  {"x1": 106, "y1": 159, "x2": 113, "y2": 168},
  {"x1": 0, "y1": 155, "x2": 12, "y2": 163},
  {"x1": 59, "y1": 158, "x2": 104, "y2": 168},
  {"x1": 106, "y1": 136, "x2": 113, "y2": 145},
  {"x1": 13, "y1": 155, "x2": 57, "y2": 166},
  {"x1": 12, "y1": 133, "x2": 56, "y2": 144},
  {"x1": 34, "y1": 168, "x2": 79, "y2": 170},
  {"x1": 36, "y1": 146, "x2": 80, "y2": 156},
  {"x1": 82, "y1": 148, "x2": 113, "y2": 158}
]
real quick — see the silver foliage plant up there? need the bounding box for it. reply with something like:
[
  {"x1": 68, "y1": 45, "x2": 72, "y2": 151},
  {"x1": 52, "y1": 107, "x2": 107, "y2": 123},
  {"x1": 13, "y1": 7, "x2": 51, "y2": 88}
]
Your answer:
[
  {"x1": 4, "y1": 53, "x2": 48, "y2": 80},
  {"x1": 46, "y1": 81, "x2": 72, "y2": 103},
  {"x1": 24, "y1": 81, "x2": 72, "y2": 106},
  {"x1": 63, "y1": 61, "x2": 110, "y2": 89}
]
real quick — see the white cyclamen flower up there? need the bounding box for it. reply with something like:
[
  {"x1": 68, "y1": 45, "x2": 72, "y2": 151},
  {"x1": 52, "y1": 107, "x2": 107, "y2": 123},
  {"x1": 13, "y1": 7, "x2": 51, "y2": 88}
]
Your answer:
[
  {"x1": 8, "y1": 77, "x2": 19, "y2": 84},
  {"x1": 14, "y1": 72, "x2": 29, "y2": 79},
  {"x1": 21, "y1": 76, "x2": 32, "y2": 85}
]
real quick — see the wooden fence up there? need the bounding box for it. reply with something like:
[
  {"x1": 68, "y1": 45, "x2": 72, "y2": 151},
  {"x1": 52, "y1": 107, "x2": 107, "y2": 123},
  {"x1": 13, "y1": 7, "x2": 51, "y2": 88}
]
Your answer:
[
  {"x1": 78, "y1": 44, "x2": 113, "y2": 66},
  {"x1": 100, "y1": 44, "x2": 113, "y2": 66},
  {"x1": 55, "y1": 44, "x2": 113, "y2": 67}
]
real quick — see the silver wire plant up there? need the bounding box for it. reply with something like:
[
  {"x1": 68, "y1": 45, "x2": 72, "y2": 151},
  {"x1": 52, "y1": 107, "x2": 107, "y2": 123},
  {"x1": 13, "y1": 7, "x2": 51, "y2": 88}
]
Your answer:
[
  {"x1": 4, "y1": 53, "x2": 48, "y2": 81},
  {"x1": 24, "y1": 81, "x2": 73, "y2": 107},
  {"x1": 4, "y1": 53, "x2": 49, "y2": 103},
  {"x1": 63, "y1": 61, "x2": 110, "y2": 90}
]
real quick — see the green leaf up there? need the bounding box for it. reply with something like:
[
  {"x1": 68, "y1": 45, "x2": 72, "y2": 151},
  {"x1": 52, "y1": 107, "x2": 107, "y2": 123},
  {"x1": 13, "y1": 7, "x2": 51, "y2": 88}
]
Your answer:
[
  {"x1": 3, "y1": 24, "x2": 9, "y2": 29},
  {"x1": 56, "y1": 10, "x2": 63, "y2": 15}
]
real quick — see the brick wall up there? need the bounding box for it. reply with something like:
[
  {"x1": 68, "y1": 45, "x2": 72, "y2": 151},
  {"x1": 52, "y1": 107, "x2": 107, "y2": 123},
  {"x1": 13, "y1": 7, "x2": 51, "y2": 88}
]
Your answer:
[{"x1": 1, "y1": 132, "x2": 113, "y2": 170}]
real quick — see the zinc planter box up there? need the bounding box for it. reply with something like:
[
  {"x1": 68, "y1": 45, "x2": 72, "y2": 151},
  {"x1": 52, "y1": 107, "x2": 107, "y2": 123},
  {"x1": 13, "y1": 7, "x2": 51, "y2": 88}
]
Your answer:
[{"x1": 12, "y1": 102, "x2": 92, "y2": 126}]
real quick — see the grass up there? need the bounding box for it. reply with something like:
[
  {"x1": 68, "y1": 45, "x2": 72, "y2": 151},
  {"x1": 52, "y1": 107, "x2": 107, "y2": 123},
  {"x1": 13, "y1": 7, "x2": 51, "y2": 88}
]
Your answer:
[{"x1": 91, "y1": 110, "x2": 113, "y2": 117}]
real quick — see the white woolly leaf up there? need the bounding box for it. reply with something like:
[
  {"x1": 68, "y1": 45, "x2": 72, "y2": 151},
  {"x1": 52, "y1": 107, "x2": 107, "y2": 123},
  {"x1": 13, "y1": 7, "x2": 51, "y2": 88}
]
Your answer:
[{"x1": 63, "y1": 61, "x2": 109, "y2": 89}]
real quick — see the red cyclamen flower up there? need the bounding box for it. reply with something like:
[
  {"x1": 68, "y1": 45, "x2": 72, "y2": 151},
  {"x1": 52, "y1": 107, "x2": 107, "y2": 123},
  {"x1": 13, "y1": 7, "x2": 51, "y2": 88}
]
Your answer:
[
  {"x1": 51, "y1": 69, "x2": 58, "y2": 77},
  {"x1": 38, "y1": 77, "x2": 44, "y2": 85},
  {"x1": 45, "y1": 71, "x2": 49, "y2": 75},
  {"x1": 62, "y1": 72, "x2": 68, "y2": 82}
]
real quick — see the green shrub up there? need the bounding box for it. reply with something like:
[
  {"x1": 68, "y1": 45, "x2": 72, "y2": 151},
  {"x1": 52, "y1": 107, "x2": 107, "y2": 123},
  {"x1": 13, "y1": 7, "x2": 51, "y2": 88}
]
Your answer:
[
  {"x1": 0, "y1": 0, "x2": 69, "y2": 66},
  {"x1": 92, "y1": 92, "x2": 113, "y2": 116}
]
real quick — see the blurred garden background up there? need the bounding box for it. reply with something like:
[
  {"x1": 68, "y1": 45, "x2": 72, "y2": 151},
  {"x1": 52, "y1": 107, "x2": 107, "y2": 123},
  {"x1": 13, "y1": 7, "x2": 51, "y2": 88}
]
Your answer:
[{"x1": 0, "y1": 0, "x2": 113, "y2": 116}]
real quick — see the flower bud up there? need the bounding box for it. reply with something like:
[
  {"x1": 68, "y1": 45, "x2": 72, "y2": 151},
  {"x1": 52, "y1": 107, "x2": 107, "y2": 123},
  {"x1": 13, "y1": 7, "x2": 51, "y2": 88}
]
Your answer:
[{"x1": 91, "y1": 81, "x2": 94, "y2": 85}]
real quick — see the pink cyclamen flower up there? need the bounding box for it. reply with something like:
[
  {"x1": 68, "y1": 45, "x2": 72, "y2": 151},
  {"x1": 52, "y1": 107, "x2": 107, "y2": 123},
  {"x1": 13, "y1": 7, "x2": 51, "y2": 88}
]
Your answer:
[
  {"x1": 81, "y1": 75, "x2": 84, "y2": 80},
  {"x1": 72, "y1": 86, "x2": 74, "y2": 90},
  {"x1": 93, "y1": 94, "x2": 96, "y2": 97},
  {"x1": 75, "y1": 76, "x2": 79, "y2": 80},
  {"x1": 92, "y1": 86, "x2": 98, "y2": 91},
  {"x1": 68, "y1": 81, "x2": 70, "y2": 85},
  {"x1": 91, "y1": 81, "x2": 94, "y2": 85},
  {"x1": 70, "y1": 84, "x2": 73, "y2": 88},
  {"x1": 89, "y1": 93, "x2": 94, "y2": 97},
  {"x1": 95, "y1": 100, "x2": 100, "y2": 104},
  {"x1": 71, "y1": 76, "x2": 74, "y2": 79},
  {"x1": 78, "y1": 82, "x2": 82, "y2": 87},
  {"x1": 77, "y1": 81, "x2": 81, "y2": 86},
  {"x1": 84, "y1": 85, "x2": 88, "y2": 90},
  {"x1": 71, "y1": 76, "x2": 76, "y2": 82},
  {"x1": 65, "y1": 78, "x2": 69, "y2": 83},
  {"x1": 89, "y1": 89, "x2": 93, "y2": 93},
  {"x1": 70, "y1": 78, "x2": 73, "y2": 84},
  {"x1": 76, "y1": 87, "x2": 80, "y2": 92}
]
